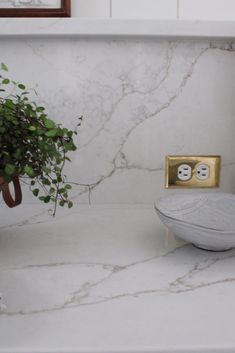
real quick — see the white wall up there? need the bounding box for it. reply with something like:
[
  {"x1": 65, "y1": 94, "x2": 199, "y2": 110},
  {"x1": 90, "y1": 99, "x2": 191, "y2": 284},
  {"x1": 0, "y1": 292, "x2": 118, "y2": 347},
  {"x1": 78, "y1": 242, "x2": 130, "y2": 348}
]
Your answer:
[
  {"x1": 111, "y1": 0, "x2": 177, "y2": 19},
  {"x1": 72, "y1": 0, "x2": 110, "y2": 18},
  {"x1": 179, "y1": 0, "x2": 235, "y2": 20},
  {"x1": 71, "y1": 0, "x2": 235, "y2": 20}
]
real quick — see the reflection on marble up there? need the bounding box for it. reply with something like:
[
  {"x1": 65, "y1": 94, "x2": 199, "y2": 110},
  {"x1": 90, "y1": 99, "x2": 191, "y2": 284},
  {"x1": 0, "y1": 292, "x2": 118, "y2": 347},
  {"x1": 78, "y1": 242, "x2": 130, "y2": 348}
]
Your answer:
[
  {"x1": 0, "y1": 39, "x2": 235, "y2": 205},
  {"x1": 0, "y1": 205, "x2": 235, "y2": 352}
]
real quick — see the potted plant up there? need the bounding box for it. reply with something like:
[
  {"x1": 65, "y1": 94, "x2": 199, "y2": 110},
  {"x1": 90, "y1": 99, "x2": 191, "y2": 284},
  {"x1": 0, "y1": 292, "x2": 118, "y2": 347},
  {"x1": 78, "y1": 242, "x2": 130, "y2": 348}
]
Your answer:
[{"x1": 0, "y1": 63, "x2": 80, "y2": 216}]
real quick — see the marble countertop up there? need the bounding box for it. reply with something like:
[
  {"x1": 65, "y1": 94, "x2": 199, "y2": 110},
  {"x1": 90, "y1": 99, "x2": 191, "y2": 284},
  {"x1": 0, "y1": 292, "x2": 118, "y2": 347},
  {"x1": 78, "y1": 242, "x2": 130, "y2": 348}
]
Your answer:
[
  {"x1": 0, "y1": 204, "x2": 235, "y2": 353},
  {"x1": 1, "y1": 19, "x2": 235, "y2": 39}
]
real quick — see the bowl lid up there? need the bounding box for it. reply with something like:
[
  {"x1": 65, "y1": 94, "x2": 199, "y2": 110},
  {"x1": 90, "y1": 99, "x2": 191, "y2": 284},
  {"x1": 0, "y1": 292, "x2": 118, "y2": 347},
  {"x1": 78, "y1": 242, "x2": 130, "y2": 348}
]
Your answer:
[{"x1": 156, "y1": 192, "x2": 235, "y2": 231}]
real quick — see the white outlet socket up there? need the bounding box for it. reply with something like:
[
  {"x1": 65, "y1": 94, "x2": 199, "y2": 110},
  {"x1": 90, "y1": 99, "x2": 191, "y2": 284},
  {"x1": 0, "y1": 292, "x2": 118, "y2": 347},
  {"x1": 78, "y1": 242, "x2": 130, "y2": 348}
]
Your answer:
[
  {"x1": 177, "y1": 164, "x2": 192, "y2": 181},
  {"x1": 196, "y1": 164, "x2": 210, "y2": 180}
]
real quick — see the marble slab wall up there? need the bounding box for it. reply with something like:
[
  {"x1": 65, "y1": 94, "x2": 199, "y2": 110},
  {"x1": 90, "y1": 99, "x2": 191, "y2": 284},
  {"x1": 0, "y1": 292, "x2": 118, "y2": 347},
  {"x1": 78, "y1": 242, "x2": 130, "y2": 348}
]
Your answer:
[{"x1": 0, "y1": 38, "x2": 235, "y2": 204}]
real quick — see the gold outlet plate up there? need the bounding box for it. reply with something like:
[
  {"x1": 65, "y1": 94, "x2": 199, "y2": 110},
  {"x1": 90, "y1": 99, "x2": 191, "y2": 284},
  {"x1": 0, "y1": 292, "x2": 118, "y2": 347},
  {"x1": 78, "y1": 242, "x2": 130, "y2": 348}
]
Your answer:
[{"x1": 165, "y1": 155, "x2": 221, "y2": 188}]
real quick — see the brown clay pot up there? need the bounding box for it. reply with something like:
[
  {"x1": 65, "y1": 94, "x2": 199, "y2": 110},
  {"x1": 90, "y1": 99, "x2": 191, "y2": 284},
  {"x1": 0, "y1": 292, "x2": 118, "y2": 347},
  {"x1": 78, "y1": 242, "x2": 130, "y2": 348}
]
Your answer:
[{"x1": 0, "y1": 176, "x2": 22, "y2": 208}]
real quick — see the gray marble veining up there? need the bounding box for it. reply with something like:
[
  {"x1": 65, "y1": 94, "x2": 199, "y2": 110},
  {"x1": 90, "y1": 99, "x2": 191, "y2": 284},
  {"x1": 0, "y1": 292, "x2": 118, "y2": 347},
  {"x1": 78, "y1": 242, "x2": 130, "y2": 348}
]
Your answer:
[
  {"x1": 0, "y1": 38, "x2": 235, "y2": 205},
  {"x1": 0, "y1": 205, "x2": 235, "y2": 352}
]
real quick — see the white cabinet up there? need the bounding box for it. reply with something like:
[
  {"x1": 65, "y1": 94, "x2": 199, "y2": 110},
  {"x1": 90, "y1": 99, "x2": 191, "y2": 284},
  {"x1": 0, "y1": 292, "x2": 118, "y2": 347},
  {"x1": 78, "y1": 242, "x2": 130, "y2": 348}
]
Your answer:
[
  {"x1": 111, "y1": 0, "x2": 177, "y2": 19},
  {"x1": 180, "y1": 0, "x2": 235, "y2": 20},
  {"x1": 70, "y1": 0, "x2": 235, "y2": 21}
]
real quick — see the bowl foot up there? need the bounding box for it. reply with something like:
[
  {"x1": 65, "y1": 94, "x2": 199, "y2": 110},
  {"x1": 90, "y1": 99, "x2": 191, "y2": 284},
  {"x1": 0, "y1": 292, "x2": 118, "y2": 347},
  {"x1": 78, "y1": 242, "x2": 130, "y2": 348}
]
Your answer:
[{"x1": 193, "y1": 243, "x2": 233, "y2": 252}]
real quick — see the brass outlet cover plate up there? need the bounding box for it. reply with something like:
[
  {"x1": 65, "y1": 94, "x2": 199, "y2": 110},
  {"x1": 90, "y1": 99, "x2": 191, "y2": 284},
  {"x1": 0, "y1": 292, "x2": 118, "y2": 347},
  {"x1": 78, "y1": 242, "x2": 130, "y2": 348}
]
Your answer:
[{"x1": 165, "y1": 155, "x2": 221, "y2": 188}]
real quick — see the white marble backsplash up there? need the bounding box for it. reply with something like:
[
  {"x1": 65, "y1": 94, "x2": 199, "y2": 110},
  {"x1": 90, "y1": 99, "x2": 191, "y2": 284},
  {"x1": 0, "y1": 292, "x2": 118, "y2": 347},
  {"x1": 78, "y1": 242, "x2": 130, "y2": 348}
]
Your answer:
[{"x1": 0, "y1": 38, "x2": 235, "y2": 205}]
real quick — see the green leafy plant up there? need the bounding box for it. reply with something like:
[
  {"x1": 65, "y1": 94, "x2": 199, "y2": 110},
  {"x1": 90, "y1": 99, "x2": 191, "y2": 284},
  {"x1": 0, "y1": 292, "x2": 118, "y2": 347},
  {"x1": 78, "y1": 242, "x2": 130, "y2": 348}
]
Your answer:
[{"x1": 0, "y1": 63, "x2": 81, "y2": 215}]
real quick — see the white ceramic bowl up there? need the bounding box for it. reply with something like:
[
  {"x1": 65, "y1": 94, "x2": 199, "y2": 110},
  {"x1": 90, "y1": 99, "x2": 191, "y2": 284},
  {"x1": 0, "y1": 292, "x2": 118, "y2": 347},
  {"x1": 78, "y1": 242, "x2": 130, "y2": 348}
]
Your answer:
[{"x1": 155, "y1": 193, "x2": 235, "y2": 251}]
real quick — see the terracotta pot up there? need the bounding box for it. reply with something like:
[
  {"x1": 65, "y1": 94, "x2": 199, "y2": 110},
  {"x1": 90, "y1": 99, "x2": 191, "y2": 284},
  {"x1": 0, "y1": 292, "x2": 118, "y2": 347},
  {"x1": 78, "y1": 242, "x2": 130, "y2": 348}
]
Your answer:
[{"x1": 0, "y1": 176, "x2": 22, "y2": 208}]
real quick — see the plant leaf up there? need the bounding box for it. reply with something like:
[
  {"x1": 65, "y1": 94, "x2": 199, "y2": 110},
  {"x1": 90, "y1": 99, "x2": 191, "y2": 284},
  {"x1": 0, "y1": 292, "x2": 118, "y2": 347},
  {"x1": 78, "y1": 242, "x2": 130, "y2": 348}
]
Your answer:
[
  {"x1": 18, "y1": 84, "x2": 26, "y2": 90},
  {"x1": 45, "y1": 119, "x2": 56, "y2": 129},
  {"x1": 1, "y1": 63, "x2": 8, "y2": 71},
  {"x1": 2, "y1": 79, "x2": 10, "y2": 85},
  {"x1": 45, "y1": 129, "x2": 58, "y2": 137},
  {"x1": 32, "y1": 189, "x2": 39, "y2": 197},
  {"x1": 4, "y1": 164, "x2": 16, "y2": 176}
]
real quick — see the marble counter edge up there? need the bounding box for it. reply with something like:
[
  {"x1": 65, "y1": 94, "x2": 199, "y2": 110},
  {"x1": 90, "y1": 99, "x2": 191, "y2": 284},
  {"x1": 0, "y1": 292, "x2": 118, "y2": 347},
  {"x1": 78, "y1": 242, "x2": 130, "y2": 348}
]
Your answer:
[
  {"x1": 0, "y1": 18, "x2": 235, "y2": 39},
  {"x1": 1, "y1": 346, "x2": 235, "y2": 353}
]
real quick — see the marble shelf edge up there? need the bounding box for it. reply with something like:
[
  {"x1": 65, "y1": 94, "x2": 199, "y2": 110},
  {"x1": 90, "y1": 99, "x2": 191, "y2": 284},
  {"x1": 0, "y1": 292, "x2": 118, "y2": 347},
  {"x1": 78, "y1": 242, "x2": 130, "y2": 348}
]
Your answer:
[{"x1": 0, "y1": 18, "x2": 235, "y2": 39}]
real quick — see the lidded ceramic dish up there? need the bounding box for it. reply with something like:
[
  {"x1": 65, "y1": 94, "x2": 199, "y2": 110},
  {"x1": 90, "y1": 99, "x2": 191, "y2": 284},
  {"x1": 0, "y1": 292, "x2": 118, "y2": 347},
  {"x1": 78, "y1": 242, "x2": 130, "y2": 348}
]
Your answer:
[{"x1": 155, "y1": 192, "x2": 235, "y2": 251}]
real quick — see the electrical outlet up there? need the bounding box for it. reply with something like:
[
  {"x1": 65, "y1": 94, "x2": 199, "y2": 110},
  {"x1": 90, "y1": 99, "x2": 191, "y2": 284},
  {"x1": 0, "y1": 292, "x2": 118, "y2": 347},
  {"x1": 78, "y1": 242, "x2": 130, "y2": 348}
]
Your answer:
[
  {"x1": 165, "y1": 156, "x2": 221, "y2": 188},
  {"x1": 177, "y1": 164, "x2": 192, "y2": 181},
  {"x1": 196, "y1": 164, "x2": 210, "y2": 180}
]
